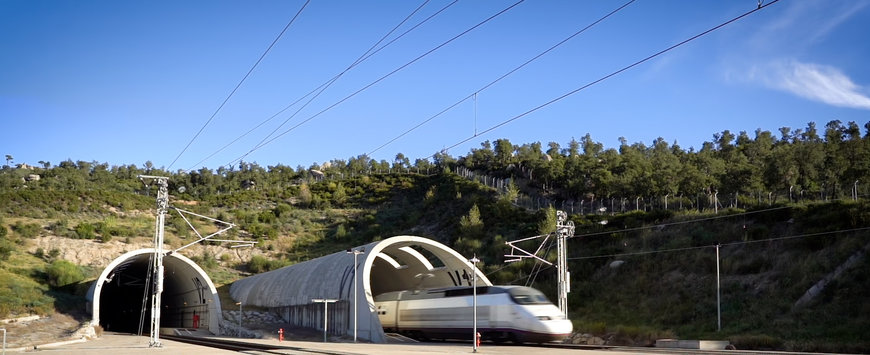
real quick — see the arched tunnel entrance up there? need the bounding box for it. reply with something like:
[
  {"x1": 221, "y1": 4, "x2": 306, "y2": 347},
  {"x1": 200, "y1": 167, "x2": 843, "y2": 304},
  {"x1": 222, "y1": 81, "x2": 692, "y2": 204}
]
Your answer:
[
  {"x1": 363, "y1": 239, "x2": 489, "y2": 297},
  {"x1": 230, "y1": 236, "x2": 490, "y2": 342},
  {"x1": 87, "y1": 249, "x2": 222, "y2": 335}
]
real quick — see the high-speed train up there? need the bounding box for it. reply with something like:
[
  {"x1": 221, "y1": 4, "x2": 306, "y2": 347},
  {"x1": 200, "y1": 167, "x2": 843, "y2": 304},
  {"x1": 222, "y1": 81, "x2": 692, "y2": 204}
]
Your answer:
[{"x1": 374, "y1": 285, "x2": 572, "y2": 343}]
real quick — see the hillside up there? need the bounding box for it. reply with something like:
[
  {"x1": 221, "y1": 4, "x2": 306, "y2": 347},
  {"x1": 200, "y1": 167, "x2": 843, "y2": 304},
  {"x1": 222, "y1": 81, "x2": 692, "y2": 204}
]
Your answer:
[{"x1": 1, "y1": 157, "x2": 869, "y2": 352}]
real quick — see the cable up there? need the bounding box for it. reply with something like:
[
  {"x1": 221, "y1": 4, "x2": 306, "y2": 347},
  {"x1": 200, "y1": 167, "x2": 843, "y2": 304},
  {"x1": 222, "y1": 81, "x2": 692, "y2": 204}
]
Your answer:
[
  {"x1": 574, "y1": 206, "x2": 792, "y2": 239},
  {"x1": 526, "y1": 237, "x2": 555, "y2": 287},
  {"x1": 568, "y1": 226, "x2": 870, "y2": 261},
  {"x1": 167, "y1": 0, "x2": 311, "y2": 170},
  {"x1": 224, "y1": 0, "x2": 527, "y2": 169},
  {"x1": 233, "y1": 0, "x2": 440, "y2": 166},
  {"x1": 187, "y1": 0, "x2": 459, "y2": 171},
  {"x1": 368, "y1": 0, "x2": 637, "y2": 157},
  {"x1": 425, "y1": 0, "x2": 780, "y2": 160}
]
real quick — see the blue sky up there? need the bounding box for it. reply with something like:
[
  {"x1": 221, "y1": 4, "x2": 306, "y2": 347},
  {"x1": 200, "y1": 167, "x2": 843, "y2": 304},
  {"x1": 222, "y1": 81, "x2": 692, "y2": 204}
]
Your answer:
[{"x1": 2, "y1": 0, "x2": 869, "y2": 171}]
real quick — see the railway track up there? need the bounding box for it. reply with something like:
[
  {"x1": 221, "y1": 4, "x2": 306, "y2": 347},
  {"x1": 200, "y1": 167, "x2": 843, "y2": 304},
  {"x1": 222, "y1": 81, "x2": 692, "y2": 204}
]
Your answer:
[
  {"x1": 533, "y1": 341, "x2": 825, "y2": 355},
  {"x1": 163, "y1": 334, "x2": 825, "y2": 355},
  {"x1": 161, "y1": 335, "x2": 354, "y2": 354}
]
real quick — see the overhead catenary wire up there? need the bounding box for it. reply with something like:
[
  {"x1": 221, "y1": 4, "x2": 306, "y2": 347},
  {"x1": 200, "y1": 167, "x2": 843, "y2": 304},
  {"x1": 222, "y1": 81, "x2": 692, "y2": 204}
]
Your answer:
[
  {"x1": 496, "y1": 206, "x2": 789, "y2": 285},
  {"x1": 231, "y1": 0, "x2": 442, "y2": 166},
  {"x1": 224, "y1": 0, "x2": 527, "y2": 169},
  {"x1": 424, "y1": 0, "x2": 780, "y2": 160},
  {"x1": 186, "y1": 1, "x2": 459, "y2": 171},
  {"x1": 568, "y1": 226, "x2": 870, "y2": 261},
  {"x1": 368, "y1": 0, "x2": 637, "y2": 157},
  {"x1": 576, "y1": 206, "x2": 792, "y2": 240},
  {"x1": 167, "y1": 0, "x2": 311, "y2": 170},
  {"x1": 186, "y1": 0, "x2": 452, "y2": 171}
]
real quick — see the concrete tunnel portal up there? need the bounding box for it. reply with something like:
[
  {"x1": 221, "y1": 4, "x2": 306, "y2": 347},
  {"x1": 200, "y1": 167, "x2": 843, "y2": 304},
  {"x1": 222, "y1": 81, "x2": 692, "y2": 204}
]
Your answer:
[
  {"x1": 87, "y1": 249, "x2": 222, "y2": 335},
  {"x1": 230, "y1": 236, "x2": 492, "y2": 342}
]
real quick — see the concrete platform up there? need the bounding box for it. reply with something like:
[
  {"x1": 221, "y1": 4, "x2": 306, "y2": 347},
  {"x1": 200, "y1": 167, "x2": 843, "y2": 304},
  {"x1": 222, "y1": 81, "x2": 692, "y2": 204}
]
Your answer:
[
  {"x1": 20, "y1": 333, "x2": 649, "y2": 355},
  {"x1": 19, "y1": 333, "x2": 238, "y2": 355}
]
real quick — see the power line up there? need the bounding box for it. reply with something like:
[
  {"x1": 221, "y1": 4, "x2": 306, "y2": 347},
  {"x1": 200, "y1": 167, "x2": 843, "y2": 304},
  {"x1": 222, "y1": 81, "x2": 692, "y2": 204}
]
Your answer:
[
  {"x1": 368, "y1": 0, "x2": 637, "y2": 157},
  {"x1": 568, "y1": 226, "x2": 870, "y2": 261},
  {"x1": 224, "y1": 0, "x2": 527, "y2": 169},
  {"x1": 186, "y1": 0, "x2": 460, "y2": 171},
  {"x1": 574, "y1": 206, "x2": 792, "y2": 239},
  {"x1": 168, "y1": 0, "x2": 311, "y2": 170},
  {"x1": 232, "y1": 0, "x2": 442, "y2": 166},
  {"x1": 425, "y1": 0, "x2": 780, "y2": 160}
]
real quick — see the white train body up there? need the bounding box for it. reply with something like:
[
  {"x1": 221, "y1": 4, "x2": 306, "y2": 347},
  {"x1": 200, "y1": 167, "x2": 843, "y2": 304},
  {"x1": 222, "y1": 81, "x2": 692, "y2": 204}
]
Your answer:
[{"x1": 374, "y1": 285, "x2": 572, "y2": 343}]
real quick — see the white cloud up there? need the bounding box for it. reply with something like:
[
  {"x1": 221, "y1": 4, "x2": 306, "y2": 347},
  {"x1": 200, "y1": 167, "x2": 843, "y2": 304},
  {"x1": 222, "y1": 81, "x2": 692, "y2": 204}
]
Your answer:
[{"x1": 752, "y1": 60, "x2": 870, "y2": 110}]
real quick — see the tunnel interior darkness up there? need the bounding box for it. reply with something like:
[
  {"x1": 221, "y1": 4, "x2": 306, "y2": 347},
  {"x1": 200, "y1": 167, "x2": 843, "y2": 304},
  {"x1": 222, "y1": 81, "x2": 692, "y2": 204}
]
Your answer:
[{"x1": 97, "y1": 253, "x2": 213, "y2": 333}]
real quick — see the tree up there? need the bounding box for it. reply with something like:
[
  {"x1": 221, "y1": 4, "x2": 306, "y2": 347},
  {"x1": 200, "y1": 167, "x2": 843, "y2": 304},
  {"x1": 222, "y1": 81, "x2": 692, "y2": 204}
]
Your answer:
[
  {"x1": 649, "y1": 137, "x2": 681, "y2": 199},
  {"x1": 299, "y1": 182, "x2": 312, "y2": 206},
  {"x1": 459, "y1": 204, "x2": 483, "y2": 235},
  {"x1": 4, "y1": 154, "x2": 12, "y2": 168},
  {"x1": 393, "y1": 153, "x2": 410, "y2": 171},
  {"x1": 823, "y1": 120, "x2": 848, "y2": 198},
  {"x1": 456, "y1": 204, "x2": 484, "y2": 255},
  {"x1": 493, "y1": 139, "x2": 515, "y2": 170},
  {"x1": 537, "y1": 206, "x2": 557, "y2": 235},
  {"x1": 46, "y1": 260, "x2": 85, "y2": 287},
  {"x1": 333, "y1": 182, "x2": 347, "y2": 207},
  {"x1": 413, "y1": 158, "x2": 434, "y2": 173}
]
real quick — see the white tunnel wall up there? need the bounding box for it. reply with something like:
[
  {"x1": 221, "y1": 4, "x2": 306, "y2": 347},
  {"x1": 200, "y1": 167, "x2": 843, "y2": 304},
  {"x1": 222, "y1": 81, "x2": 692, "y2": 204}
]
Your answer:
[
  {"x1": 230, "y1": 236, "x2": 491, "y2": 343},
  {"x1": 88, "y1": 249, "x2": 222, "y2": 334}
]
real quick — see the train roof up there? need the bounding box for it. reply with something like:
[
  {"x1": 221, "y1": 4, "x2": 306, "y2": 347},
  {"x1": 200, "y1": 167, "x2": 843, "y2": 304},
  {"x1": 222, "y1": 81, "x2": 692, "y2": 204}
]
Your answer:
[{"x1": 374, "y1": 285, "x2": 539, "y2": 302}]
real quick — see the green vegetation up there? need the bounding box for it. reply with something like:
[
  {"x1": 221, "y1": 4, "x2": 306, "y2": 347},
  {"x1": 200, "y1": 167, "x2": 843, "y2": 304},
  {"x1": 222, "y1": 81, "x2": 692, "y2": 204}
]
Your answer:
[
  {"x1": 1, "y1": 120, "x2": 869, "y2": 352},
  {"x1": 45, "y1": 260, "x2": 85, "y2": 287}
]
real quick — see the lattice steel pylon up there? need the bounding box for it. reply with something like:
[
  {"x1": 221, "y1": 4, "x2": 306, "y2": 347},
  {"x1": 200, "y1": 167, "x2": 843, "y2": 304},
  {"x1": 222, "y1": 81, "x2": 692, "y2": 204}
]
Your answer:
[
  {"x1": 505, "y1": 210, "x2": 574, "y2": 318},
  {"x1": 140, "y1": 175, "x2": 168, "y2": 348},
  {"x1": 138, "y1": 175, "x2": 250, "y2": 348}
]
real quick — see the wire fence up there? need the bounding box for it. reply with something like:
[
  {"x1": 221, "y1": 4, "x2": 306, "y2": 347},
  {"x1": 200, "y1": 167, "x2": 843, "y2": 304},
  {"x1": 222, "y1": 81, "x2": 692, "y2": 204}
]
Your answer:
[{"x1": 452, "y1": 166, "x2": 866, "y2": 215}]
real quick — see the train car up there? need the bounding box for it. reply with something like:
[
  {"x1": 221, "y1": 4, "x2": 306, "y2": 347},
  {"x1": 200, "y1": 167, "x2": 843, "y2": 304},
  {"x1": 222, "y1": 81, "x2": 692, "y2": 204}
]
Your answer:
[{"x1": 374, "y1": 285, "x2": 572, "y2": 343}]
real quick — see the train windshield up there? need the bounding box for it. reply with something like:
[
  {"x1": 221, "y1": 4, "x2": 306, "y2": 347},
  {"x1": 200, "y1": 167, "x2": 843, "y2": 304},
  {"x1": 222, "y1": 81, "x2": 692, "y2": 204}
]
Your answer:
[{"x1": 507, "y1": 287, "x2": 551, "y2": 305}]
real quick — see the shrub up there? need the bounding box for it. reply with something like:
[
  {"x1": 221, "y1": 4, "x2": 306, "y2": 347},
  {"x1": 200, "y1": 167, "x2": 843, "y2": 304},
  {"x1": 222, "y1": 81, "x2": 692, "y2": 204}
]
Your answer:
[
  {"x1": 334, "y1": 224, "x2": 348, "y2": 239},
  {"x1": 192, "y1": 252, "x2": 219, "y2": 269},
  {"x1": 74, "y1": 222, "x2": 96, "y2": 239},
  {"x1": 46, "y1": 260, "x2": 85, "y2": 287},
  {"x1": 49, "y1": 219, "x2": 68, "y2": 234},
  {"x1": 12, "y1": 221, "x2": 41, "y2": 238},
  {"x1": 0, "y1": 240, "x2": 13, "y2": 261},
  {"x1": 248, "y1": 255, "x2": 272, "y2": 273}
]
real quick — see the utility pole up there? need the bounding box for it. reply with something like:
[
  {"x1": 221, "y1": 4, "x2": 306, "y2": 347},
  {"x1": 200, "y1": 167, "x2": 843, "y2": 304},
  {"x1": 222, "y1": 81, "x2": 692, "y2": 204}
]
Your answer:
[
  {"x1": 346, "y1": 248, "x2": 365, "y2": 343},
  {"x1": 470, "y1": 255, "x2": 480, "y2": 353},
  {"x1": 140, "y1": 175, "x2": 169, "y2": 348},
  {"x1": 716, "y1": 244, "x2": 721, "y2": 332},
  {"x1": 138, "y1": 175, "x2": 246, "y2": 348},
  {"x1": 555, "y1": 211, "x2": 573, "y2": 319},
  {"x1": 312, "y1": 299, "x2": 338, "y2": 342},
  {"x1": 505, "y1": 210, "x2": 575, "y2": 318},
  {"x1": 236, "y1": 302, "x2": 243, "y2": 337}
]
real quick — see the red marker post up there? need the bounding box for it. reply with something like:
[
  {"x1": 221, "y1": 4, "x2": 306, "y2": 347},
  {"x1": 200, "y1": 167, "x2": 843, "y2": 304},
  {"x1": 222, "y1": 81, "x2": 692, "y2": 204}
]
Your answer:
[{"x1": 278, "y1": 328, "x2": 284, "y2": 342}]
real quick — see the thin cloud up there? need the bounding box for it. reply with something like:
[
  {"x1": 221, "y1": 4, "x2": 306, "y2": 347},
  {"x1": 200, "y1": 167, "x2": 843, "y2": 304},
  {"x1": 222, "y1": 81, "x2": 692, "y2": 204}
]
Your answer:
[
  {"x1": 753, "y1": 1, "x2": 869, "y2": 52},
  {"x1": 752, "y1": 60, "x2": 870, "y2": 110}
]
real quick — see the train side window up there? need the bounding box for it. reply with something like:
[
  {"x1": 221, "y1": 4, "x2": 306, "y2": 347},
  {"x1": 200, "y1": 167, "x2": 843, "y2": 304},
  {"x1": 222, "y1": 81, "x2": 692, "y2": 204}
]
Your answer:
[{"x1": 508, "y1": 287, "x2": 552, "y2": 305}]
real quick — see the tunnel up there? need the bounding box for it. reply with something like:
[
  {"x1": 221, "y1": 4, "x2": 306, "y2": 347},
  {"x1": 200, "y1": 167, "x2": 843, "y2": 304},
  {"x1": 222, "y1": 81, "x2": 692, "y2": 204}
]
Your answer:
[
  {"x1": 87, "y1": 249, "x2": 222, "y2": 335},
  {"x1": 230, "y1": 235, "x2": 491, "y2": 342}
]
